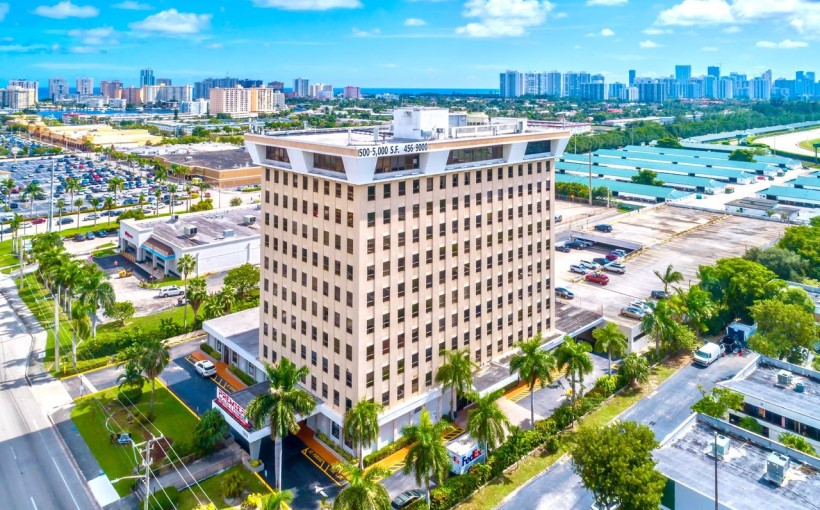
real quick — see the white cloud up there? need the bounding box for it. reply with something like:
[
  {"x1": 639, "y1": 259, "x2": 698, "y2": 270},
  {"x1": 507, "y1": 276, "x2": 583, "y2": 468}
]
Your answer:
[
  {"x1": 639, "y1": 39, "x2": 661, "y2": 48},
  {"x1": 0, "y1": 43, "x2": 53, "y2": 52},
  {"x1": 206, "y1": 42, "x2": 223, "y2": 49},
  {"x1": 70, "y1": 45, "x2": 98, "y2": 53},
  {"x1": 67, "y1": 26, "x2": 116, "y2": 45},
  {"x1": 455, "y1": 0, "x2": 555, "y2": 38},
  {"x1": 553, "y1": 11, "x2": 567, "y2": 18},
  {"x1": 34, "y1": 1, "x2": 98, "y2": 19},
  {"x1": 404, "y1": 18, "x2": 427, "y2": 26},
  {"x1": 755, "y1": 39, "x2": 808, "y2": 48},
  {"x1": 112, "y1": 1, "x2": 151, "y2": 9},
  {"x1": 129, "y1": 9, "x2": 211, "y2": 35},
  {"x1": 252, "y1": 0, "x2": 362, "y2": 10},
  {"x1": 352, "y1": 28, "x2": 381, "y2": 37},
  {"x1": 655, "y1": 0, "x2": 820, "y2": 36},
  {"x1": 600, "y1": 28, "x2": 615, "y2": 36},
  {"x1": 0, "y1": 3, "x2": 9, "y2": 22},
  {"x1": 701, "y1": 45, "x2": 719, "y2": 51},
  {"x1": 642, "y1": 27, "x2": 671, "y2": 34},
  {"x1": 723, "y1": 25, "x2": 740, "y2": 32},
  {"x1": 656, "y1": 0, "x2": 733, "y2": 26},
  {"x1": 586, "y1": 0, "x2": 627, "y2": 5}
]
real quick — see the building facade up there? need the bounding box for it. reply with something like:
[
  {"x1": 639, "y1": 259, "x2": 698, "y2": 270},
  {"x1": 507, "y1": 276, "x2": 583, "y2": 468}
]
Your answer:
[
  {"x1": 343, "y1": 86, "x2": 361, "y2": 99},
  {"x1": 245, "y1": 107, "x2": 570, "y2": 448},
  {"x1": 140, "y1": 68, "x2": 155, "y2": 87},
  {"x1": 209, "y1": 87, "x2": 285, "y2": 115},
  {"x1": 293, "y1": 78, "x2": 310, "y2": 98},
  {"x1": 0, "y1": 87, "x2": 37, "y2": 109},
  {"x1": 99, "y1": 80, "x2": 122, "y2": 99},
  {"x1": 76, "y1": 77, "x2": 94, "y2": 96},
  {"x1": 48, "y1": 78, "x2": 68, "y2": 101}
]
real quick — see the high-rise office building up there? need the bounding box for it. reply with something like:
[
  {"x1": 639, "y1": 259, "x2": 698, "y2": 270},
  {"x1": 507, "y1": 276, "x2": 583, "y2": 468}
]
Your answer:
[
  {"x1": 268, "y1": 81, "x2": 285, "y2": 92},
  {"x1": 194, "y1": 77, "x2": 239, "y2": 100},
  {"x1": 562, "y1": 71, "x2": 590, "y2": 98},
  {"x1": 155, "y1": 85, "x2": 193, "y2": 103},
  {"x1": 499, "y1": 71, "x2": 523, "y2": 98},
  {"x1": 343, "y1": 86, "x2": 361, "y2": 99},
  {"x1": 48, "y1": 78, "x2": 68, "y2": 101},
  {"x1": 120, "y1": 86, "x2": 144, "y2": 105},
  {"x1": 718, "y1": 78, "x2": 734, "y2": 100},
  {"x1": 293, "y1": 78, "x2": 310, "y2": 98},
  {"x1": 76, "y1": 77, "x2": 94, "y2": 96},
  {"x1": 541, "y1": 71, "x2": 562, "y2": 96},
  {"x1": 100, "y1": 80, "x2": 123, "y2": 99},
  {"x1": 8, "y1": 79, "x2": 39, "y2": 96},
  {"x1": 580, "y1": 81, "x2": 605, "y2": 101},
  {"x1": 751, "y1": 77, "x2": 772, "y2": 100},
  {"x1": 628, "y1": 70, "x2": 636, "y2": 87},
  {"x1": 156, "y1": 78, "x2": 172, "y2": 86},
  {"x1": 0, "y1": 87, "x2": 37, "y2": 109},
  {"x1": 675, "y1": 65, "x2": 692, "y2": 83},
  {"x1": 140, "y1": 68, "x2": 155, "y2": 87},
  {"x1": 209, "y1": 87, "x2": 285, "y2": 114},
  {"x1": 245, "y1": 107, "x2": 569, "y2": 448},
  {"x1": 707, "y1": 66, "x2": 721, "y2": 79}
]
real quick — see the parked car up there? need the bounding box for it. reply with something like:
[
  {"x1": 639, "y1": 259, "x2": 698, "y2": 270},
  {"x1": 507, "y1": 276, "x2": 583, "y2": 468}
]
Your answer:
[
  {"x1": 650, "y1": 290, "x2": 671, "y2": 300},
  {"x1": 630, "y1": 300, "x2": 653, "y2": 314},
  {"x1": 194, "y1": 360, "x2": 216, "y2": 377},
  {"x1": 611, "y1": 249, "x2": 627, "y2": 257},
  {"x1": 576, "y1": 239, "x2": 594, "y2": 248},
  {"x1": 96, "y1": 230, "x2": 108, "y2": 237},
  {"x1": 579, "y1": 260, "x2": 601, "y2": 271},
  {"x1": 620, "y1": 306, "x2": 645, "y2": 320},
  {"x1": 693, "y1": 342, "x2": 722, "y2": 367},
  {"x1": 84, "y1": 213, "x2": 98, "y2": 220},
  {"x1": 158, "y1": 286, "x2": 185, "y2": 298},
  {"x1": 604, "y1": 262, "x2": 626, "y2": 274},
  {"x1": 556, "y1": 287, "x2": 574, "y2": 299},
  {"x1": 605, "y1": 252, "x2": 620, "y2": 261},
  {"x1": 592, "y1": 257, "x2": 610, "y2": 267},
  {"x1": 569, "y1": 264, "x2": 590, "y2": 275},
  {"x1": 85, "y1": 231, "x2": 95, "y2": 240},
  {"x1": 60, "y1": 217, "x2": 74, "y2": 224},
  {"x1": 585, "y1": 272, "x2": 609, "y2": 285},
  {"x1": 565, "y1": 241, "x2": 585, "y2": 250},
  {"x1": 73, "y1": 233, "x2": 84, "y2": 242},
  {"x1": 392, "y1": 489, "x2": 425, "y2": 510},
  {"x1": 556, "y1": 244, "x2": 571, "y2": 253},
  {"x1": 31, "y1": 218, "x2": 46, "y2": 224},
  {"x1": 594, "y1": 224, "x2": 613, "y2": 232}
]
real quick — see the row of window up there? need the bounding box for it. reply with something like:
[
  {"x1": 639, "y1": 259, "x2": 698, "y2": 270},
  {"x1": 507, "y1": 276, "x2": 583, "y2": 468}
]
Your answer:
[{"x1": 266, "y1": 168, "x2": 354, "y2": 201}]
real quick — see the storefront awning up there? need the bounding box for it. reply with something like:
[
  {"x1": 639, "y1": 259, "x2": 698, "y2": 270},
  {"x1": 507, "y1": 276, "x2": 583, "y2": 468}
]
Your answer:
[{"x1": 142, "y1": 237, "x2": 176, "y2": 261}]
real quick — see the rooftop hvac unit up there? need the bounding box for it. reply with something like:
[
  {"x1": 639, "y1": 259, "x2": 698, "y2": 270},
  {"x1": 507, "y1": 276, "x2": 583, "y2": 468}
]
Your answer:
[
  {"x1": 712, "y1": 435, "x2": 731, "y2": 459},
  {"x1": 776, "y1": 370, "x2": 793, "y2": 387},
  {"x1": 223, "y1": 229, "x2": 235, "y2": 238},
  {"x1": 171, "y1": 214, "x2": 179, "y2": 221},
  {"x1": 243, "y1": 215, "x2": 256, "y2": 225},
  {"x1": 765, "y1": 452, "x2": 790, "y2": 486},
  {"x1": 795, "y1": 382, "x2": 805, "y2": 393},
  {"x1": 183, "y1": 226, "x2": 197, "y2": 237}
]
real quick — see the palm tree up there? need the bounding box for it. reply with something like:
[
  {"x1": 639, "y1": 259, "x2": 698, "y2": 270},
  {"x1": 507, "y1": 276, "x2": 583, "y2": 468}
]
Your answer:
[
  {"x1": 198, "y1": 183, "x2": 210, "y2": 204},
  {"x1": 154, "y1": 188, "x2": 162, "y2": 216},
  {"x1": 168, "y1": 184, "x2": 178, "y2": 215},
  {"x1": 108, "y1": 177, "x2": 125, "y2": 200},
  {"x1": 22, "y1": 182, "x2": 43, "y2": 212},
  {"x1": 185, "y1": 185, "x2": 193, "y2": 211},
  {"x1": 215, "y1": 285, "x2": 236, "y2": 314},
  {"x1": 246, "y1": 358, "x2": 316, "y2": 490},
  {"x1": 176, "y1": 253, "x2": 197, "y2": 331},
  {"x1": 618, "y1": 353, "x2": 650, "y2": 388},
  {"x1": 671, "y1": 286, "x2": 716, "y2": 339},
  {"x1": 509, "y1": 335, "x2": 556, "y2": 426},
  {"x1": 343, "y1": 400, "x2": 384, "y2": 469},
  {"x1": 654, "y1": 263, "x2": 684, "y2": 294},
  {"x1": 555, "y1": 338, "x2": 593, "y2": 423},
  {"x1": 89, "y1": 197, "x2": 101, "y2": 226},
  {"x1": 9, "y1": 213, "x2": 21, "y2": 253},
  {"x1": 466, "y1": 389, "x2": 510, "y2": 456},
  {"x1": 69, "y1": 303, "x2": 91, "y2": 372},
  {"x1": 641, "y1": 299, "x2": 677, "y2": 358},
  {"x1": 401, "y1": 408, "x2": 453, "y2": 508},
  {"x1": 332, "y1": 463, "x2": 391, "y2": 510},
  {"x1": 435, "y1": 349, "x2": 476, "y2": 420},
  {"x1": 78, "y1": 265, "x2": 115, "y2": 338},
  {"x1": 138, "y1": 192, "x2": 146, "y2": 208},
  {"x1": 186, "y1": 277, "x2": 208, "y2": 322},
  {"x1": 592, "y1": 323, "x2": 628, "y2": 375},
  {"x1": 2, "y1": 176, "x2": 14, "y2": 211},
  {"x1": 116, "y1": 359, "x2": 145, "y2": 392},
  {"x1": 104, "y1": 196, "x2": 115, "y2": 224},
  {"x1": 56, "y1": 198, "x2": 66, "y2": 232},
  {"x1": 74, "y1": 198, "x2": 83, "y2": 226},
  {"x1": 138, "y1": 337, "x2": 171, "y2": 415},
  {"x1": 245, "y1": 490, "x2": 295, "y2": 510},
  {"x1": 65, "y1": 178, "x2": 81, "y2": 210}
]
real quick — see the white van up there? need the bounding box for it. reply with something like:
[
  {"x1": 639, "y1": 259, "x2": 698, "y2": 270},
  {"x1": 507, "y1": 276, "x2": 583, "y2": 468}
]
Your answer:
[{"x1": 694, "y1": 342, "x2": 722, "y2": 367}]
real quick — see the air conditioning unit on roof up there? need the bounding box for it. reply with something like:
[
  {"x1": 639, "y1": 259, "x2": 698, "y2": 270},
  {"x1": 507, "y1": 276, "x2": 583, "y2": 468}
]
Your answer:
[{"x1": 183, "y1": 226, "x2": 197, "y2": 237}]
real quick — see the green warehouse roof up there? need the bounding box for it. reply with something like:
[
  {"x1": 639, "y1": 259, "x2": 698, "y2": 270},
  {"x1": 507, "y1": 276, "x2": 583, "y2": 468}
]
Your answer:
[{"x1": 556, "y1": 173, "x2": 691, "y2": 200}]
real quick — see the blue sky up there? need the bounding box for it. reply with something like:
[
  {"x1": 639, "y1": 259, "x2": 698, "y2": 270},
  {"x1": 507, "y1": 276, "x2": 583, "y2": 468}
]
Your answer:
[{"x1": 0, "y1": 0, "x2": 818, "y2": 89}]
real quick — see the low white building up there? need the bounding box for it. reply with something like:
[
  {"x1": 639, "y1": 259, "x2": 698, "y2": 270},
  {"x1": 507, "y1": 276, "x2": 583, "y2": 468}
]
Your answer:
[{"x1": 118, "y1": 206, "x2": 260, "y2": 277}]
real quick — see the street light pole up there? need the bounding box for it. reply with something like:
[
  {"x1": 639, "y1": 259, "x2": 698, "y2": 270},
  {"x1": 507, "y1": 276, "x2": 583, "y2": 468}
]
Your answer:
[
  {"x1": 714, "y1": 433, "x2": 719, "y2": 510},
  {"x1": 48, "y1": 160, "x2": 55, "y2": 233}
]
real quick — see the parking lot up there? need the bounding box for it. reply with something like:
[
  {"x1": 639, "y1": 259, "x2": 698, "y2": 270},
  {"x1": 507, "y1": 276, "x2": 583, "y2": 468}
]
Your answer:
[{"x1": 555, "y1": 206, "x2": 788, "y2": 329}]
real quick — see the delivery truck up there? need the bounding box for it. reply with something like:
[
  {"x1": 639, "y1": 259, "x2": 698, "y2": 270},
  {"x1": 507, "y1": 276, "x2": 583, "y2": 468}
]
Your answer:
[{"x1": 447, "y1": 434, "x2": 485, "y2": 475}]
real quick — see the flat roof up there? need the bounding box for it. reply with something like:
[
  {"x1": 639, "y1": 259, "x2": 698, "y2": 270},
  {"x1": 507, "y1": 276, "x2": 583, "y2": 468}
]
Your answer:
[
  {"x1": 203, "y1": 307, "x2": 259, "y2": 356},
  {"x1": 623, "y1": 145, "x2": 794, "y2": 167},
  {"x1": 556, "y1": 161, "x2": 724, "y2": 189},
  {"x1": 130, "y1": 207, "x2": 261, "y2": 250},
  {"x1": 655, "y1": 419, "x2": 820, "y2": 510},
  {"x1": 555, "y1": 173, "x2": 691, "y2": 200},
  {"x1": 725, "y1": 198, "x2": 778, "y2": 210},
  {"x1": 759, "y1": 185, "x2": 820, "y2": 202},
  {"x1": 562, "y1": 153, "x2": 751, "y2": 180},
  {"x1": 721, "y1": 360, "x2": 820, "y2": 422},
  {"x1": 161, "y1": 148, "x2": 256, "y2": 171},
  {"x1": 595, "y1": 148, "x2": 774, "y2": 172},
  {"x1": 554, "y1": 301, "x2": 605, "y2": 337},
  {"x1": 787, "y1": 176, "x2": 820, "y2": 189}
]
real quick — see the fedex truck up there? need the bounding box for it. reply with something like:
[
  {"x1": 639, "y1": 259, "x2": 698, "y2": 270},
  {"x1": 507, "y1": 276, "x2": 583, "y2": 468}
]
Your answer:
[{"x1": 447, "y1": 434, "x2": 485, "y2": 475}]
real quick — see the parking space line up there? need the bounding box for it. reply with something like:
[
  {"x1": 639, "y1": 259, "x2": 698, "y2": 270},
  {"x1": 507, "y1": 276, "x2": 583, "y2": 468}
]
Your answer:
[{"x1": 300, "y1": 447, "x2": 346, "y2": 486}]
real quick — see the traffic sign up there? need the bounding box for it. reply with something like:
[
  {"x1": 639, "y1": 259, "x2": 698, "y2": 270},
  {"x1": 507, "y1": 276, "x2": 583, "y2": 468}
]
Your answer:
[{"x1": 813, "y1": 142, "x2": 820, "y2": 148}]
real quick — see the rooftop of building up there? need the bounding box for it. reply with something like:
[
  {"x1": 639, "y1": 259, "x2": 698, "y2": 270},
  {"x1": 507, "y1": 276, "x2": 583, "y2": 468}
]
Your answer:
[
  {"x1": 655, "y1": 416, "x2": 820, "y2": 510},
  {"x1": 595, "y1": 148, "x2": 776, "y2": 172},
  {"x1": 720, "y1": 358, "x2": 820, "y2": 420},
  {"x1": 124, "y1": 206, "x2": 261, "y2": 249},
  {"x1": 126, "y1": 142, "x2": 246, "y2": 157},
  {"x1": 628, "y1": 144, "x2": 795, "y2": 167},
  {"x1": 202, "y1": 307, "x2": 259, "y2": 357},
  {"x1": 787, "y1": 176, "x2": 820, "y2": 188},
  {"x1": 556, "y1": 173, "x2": 691, "y2": 200},
  {"x1": 557, "y1": 160, "x2": 725, "y2": 190},
  {"x1": 725, "y1": 197, "x2": 778, "y2": 210},
  {"x1": 562, "y1": 153, "x2": 752, "y2": 180},
  {"x1": 161, "y1": 148, "x2": 256, "y2": 171},
  {"x1": 760, "y1": 185, "x2": 820, "y2": 201}
]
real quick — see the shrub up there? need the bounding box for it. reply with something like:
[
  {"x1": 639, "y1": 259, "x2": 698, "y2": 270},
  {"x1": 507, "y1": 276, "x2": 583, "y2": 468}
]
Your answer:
[
  {"x1": 738, "y1": 416, "x2": 764, "y2": 434},
  {"x1": 193, "y1": 409, "x2": 229, "y2": 455},
  {"x1": 228, "y1": 365, "x2": 255, "y2": 386},
  {"x1": 249, "y1": 459, "x2": 262, "y2": 468},
  {"x1": 149, "y1": 487, "x2": 179, "y2": 510},
  {"x1": 222, "y1": 470, "x2": 245, "y2": 500},
  {"x1": 778, "y1": 433, "x2": 817, "y2": 456},
  {"x1": 200, "y1": 342, "x2": 222, "y2": 361},
  {"x1": 230, "y1": 197, "x2": 243, "y2": 207},
  {"x1": 158, "y1": 318, "x2": 181, "y2": 339},
  {"x1": 363, "y1": 435, "x2": 413, "y2": 467},
  {"x1": 589, "y1": 374, "x2": 620, "y2": 398},
  {"x1": 316, "y1": 431, "x2": 355, "y2": 463}
]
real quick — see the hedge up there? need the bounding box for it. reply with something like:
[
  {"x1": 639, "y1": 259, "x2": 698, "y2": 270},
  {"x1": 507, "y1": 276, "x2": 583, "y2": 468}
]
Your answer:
[
  {"x1": 316, "y1": 431, "x2": 356, "y2": 463},
  {"x1": 200, "y1": 342, "x2": 222, "y2": 361},
  {"x1": 228, "y1": 365, "x2": 255, "y2": 386},
  {"x1": 363, "y1": 435, "x2": 414, "y2": 468}
]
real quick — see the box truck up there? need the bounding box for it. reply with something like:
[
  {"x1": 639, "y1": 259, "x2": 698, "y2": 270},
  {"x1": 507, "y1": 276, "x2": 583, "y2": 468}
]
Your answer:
[{"x1": 447, "y1": 434, "x2": 485, "y2": 475}]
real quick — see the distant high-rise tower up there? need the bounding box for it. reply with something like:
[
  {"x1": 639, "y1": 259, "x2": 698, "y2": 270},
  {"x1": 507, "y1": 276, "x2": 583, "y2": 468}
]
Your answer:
[
  {"x1": 293, "y1": 78, "x2": 310, "y2": 98},
  {"x1": 140, "y1": 68, "x2": 155, "y2": 87},
  {"x1": 499, "y1": 71, "x2": 523, "y2": 98},
  {"x1": 628, "y1": 69, "x2": 636, "y2": 87},
  {"x1": 76, "y1": 77, "x2": 93, "y2": 95},
  {"x1": 156, "y1": 78, "x2": 172, "y2": 86},
  {"x1": 675, "y1": 65, "x2": 692, "y2": 83},
  {"x1": 48, "y1": 78, "x2": 68, "y2": 100},
  {"x1": 707, "y1": 66, "x2": 720, "y2": 79}
]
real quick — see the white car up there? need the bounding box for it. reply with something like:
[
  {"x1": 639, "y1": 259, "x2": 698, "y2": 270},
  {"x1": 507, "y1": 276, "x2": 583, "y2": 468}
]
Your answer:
[
  {"x1": 158, "y1": 286, "x2": 185, "y2": 297},
  {"x1": 194, "y1": 360, "x2": 216, "y2": 377},
  {"x1": 604, "y1": 262, "x2": 627, "y2": 274},
  {"x1": 630, "y1": 300, "x2": 654, "y2": 314}
]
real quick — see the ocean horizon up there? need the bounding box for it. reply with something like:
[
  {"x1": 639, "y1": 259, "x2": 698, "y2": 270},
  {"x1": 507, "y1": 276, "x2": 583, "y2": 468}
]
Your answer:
[{"x1": 35, "y1": 87, "x2": 500, "y2": 99}]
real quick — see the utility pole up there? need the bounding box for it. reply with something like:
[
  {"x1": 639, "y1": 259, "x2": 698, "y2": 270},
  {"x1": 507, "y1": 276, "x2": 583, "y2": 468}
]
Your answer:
[
  {"x1": 111, "y1": 435, "x2": 163, "y2": 510},
  {"x1": 588, "y1": 151, "x2": 593, "y2": 205},
  {"x1": 48, "y1": 160, "x2": 55, "y2": 233},
  {"x1": 714, "y1": 433, "x2": 719, "y2": 510},
  {"x1": 18, "y1": 234, "x2": 24, "y2": 289},
  {"x1": 54, "y1": 284, "x2": 60, "y2": 372}
]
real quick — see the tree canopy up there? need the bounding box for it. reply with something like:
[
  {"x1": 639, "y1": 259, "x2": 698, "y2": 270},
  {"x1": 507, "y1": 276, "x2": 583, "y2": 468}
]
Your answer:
[
  {"x1": 744, "y1": 246, "x2": 809, "y2": 282},
  {"x1": 748, "y1": 298, "x2": 817, "y2": 360},
  {"x1": 698, "y1": 258, "x2": 785, "y2": 322},
  {"x1": 631, "y1": 169, "x2": 664, "y2": 186},
  {"x1": 691, "y1": 386, "x2": 744, "y2": 419},
  {"x1": 728, "y1": 148, "x2": 757, "y2": 162},
  {"x1": 224, "y1": 263, "x2": 260, "y2": 299}
]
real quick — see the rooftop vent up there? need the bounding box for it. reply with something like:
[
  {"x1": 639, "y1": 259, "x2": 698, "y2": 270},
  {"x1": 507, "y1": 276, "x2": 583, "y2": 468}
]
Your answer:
[
  {"x1": 712, "y1": 435, "x2": 731, "y2": 460},
  {"x1": 183, "y1": 226, "x2": 197, "y2": 237},
  {"x1": 242, "y1": 215, "x2": 256, "y2": 226},
  {"x1": 765, "y1": 452, "x2": 790, "y2": 486},
  {"x1": 795, "y1": 382, "x2": 805, "y2": 393},
  {"x1": 777, "y1": 370, "x2": 794, "y2": 387},
  {"x1": 223, "y1": 229, "x2": 234, "y2": 238},
  {"x1": 170, "y1": 214, "x2": 179, "y2": 222}
]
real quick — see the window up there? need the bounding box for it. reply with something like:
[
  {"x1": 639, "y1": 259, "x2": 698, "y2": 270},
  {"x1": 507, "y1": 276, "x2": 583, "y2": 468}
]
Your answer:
[
  {"x1": 313, "y1": 153, "x2": 344, "y2": 172},
  {"x1": 265, "y1": 146, "x2": 290, "y2": 163},
  {"x1": 447, "y1": 145, "x2": 503, "y2": 165},
  {"x1": 367, "y1": 186, "x2": 375, "y2": 201},
  {"x1": 524, "y1": 140, "x2": 551, "y2": 155},
  {"x1": 375, "y1": 155, "x2": 420, "y2": 174}
]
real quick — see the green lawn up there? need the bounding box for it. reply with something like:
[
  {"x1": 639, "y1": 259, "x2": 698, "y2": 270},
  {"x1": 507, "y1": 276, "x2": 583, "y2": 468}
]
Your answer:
[
  {"x1": 70, "y1": 384, "x2": 199, "y2": 496},
  {"x1": 455, "y1": 356, "x2": 684, "y2": 510},
  {"x1": 176, "y1": 465, "x2": 270, "y2": 510},
  {"x1": 0, "y1": 238, "x2": 20, "y2": 270},
  {"x1": 798, "y1": 138, "x2": 820, "y2": 152}
]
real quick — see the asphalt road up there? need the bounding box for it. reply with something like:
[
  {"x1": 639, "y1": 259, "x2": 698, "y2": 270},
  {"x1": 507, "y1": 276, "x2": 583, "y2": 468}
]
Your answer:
[
  {"x1": 497, "y1": 353, "x2": 756, "y2": 510},
  {"x1": 0, "y1": 277, "x2": 97, "y2": 510}
]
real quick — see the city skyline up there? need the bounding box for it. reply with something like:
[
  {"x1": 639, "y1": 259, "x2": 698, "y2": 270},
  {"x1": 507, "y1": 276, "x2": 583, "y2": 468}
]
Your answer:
[{"x1": 0, "y1": 0, "x2": 818, "y2": 87}]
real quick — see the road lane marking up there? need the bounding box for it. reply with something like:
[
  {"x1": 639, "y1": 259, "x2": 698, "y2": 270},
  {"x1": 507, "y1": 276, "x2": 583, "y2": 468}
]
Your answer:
[{"x1": 51, "y1": 457, "x2": 81, "y2": 510}]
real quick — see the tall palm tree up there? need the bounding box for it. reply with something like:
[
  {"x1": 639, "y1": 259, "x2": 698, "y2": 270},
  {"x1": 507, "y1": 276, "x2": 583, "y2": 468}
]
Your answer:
[
  {"x1": 2, "y1": 177, "x2": 15, "y2": 219},
  {"x1": 401, "y1": 408, "x2": 453, "y2": 508},
  {"x1": 186, "y1": 277, "x2": 208, "y2": 322},
  {"x1": 555, "y1": 338, "x2": 593, "y2": 423},
  {"x1": 108, "y1": 177, "x2": 125, "y2": 200},
  {"x1": 215, "y1": 285, "x2": 236, "y2": 314},
  {"x1": 332, "y1": 463, "x2": 391, "y2": 510},
  {"x1": 9, "y1": 213, "x2": 22, "y2": 253},
  {"x1": 246, "y1": 358, "x2": 316, "y2": 490},
  {"x1": 641, "y1": 298, "x2": 677, "y2": 358},
  {"x1": 116, "y1": 359, "x2": 145, "y2": 392},
  {"x1": 591, "y1": 323, "x2": 628, "y2": 375},
  {"x1": 103, "y1": 196, "x2": 115, "y2": 224},
  {"x1": 22, "y1": 182, "x2": 43, "y2": 212},
  {"x1": 509, "y1": 334, "x2": 556, "y2": 426},
  {"x1": 466, "y1": 389, "x2": 510, "y2": 456},
  {"x1": 73, "y1": 198, "x2": 83, "y2": 226},
  {"x1": 654, "y1": 263, "x2": 684, "y2": 294},
  {"x1": 245, "y1": 490, "x2": 295, "y2": 510},
  {"x1": 671, "y1": 286, "x2": 716, "y2": 339},
  {"x1": 65, "y1": 178, "x2": 81, "y2": 210},
  {"x1": 198, "y1": 183, "x2": 210, "y2": 204},
  {"x1": 154, "y1": 188, "x2": 162, "y2": 216},
  {"x1": 185, "y1": 185, "x2": 193, "y2": 211},
  {"x1": 176, "y1": 253, "x2": 197, "y2": 331},
  {"x1": 435, "y1": 349, "x2": 476, "y2": 420},
  {"x1": 343, "y1": 400, "x2": 384, "y2": 469},
  {"x1": 168, "y1": 184, "x2": 178, "y2": 215},
  {"x1": 56, "y1": 198, "x2": 66, "y2": 232},
  {"x1": 89, "y1": 197, "x2": 101, "y2": 226},
  {"x1": 78, "y1": 265, "x2": 115, "y2": 338},
  {"x1": 137, "y1": 337, "x2": 171, "y2": 415},
  {"x1": 69, "y1": 303, "x2": 91, "y2": 372}
]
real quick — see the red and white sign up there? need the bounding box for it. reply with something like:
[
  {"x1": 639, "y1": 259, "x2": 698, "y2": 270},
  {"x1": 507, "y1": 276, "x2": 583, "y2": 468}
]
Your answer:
[{"x1": 217, "y1": 387, "x2": 251, "y2": 429}]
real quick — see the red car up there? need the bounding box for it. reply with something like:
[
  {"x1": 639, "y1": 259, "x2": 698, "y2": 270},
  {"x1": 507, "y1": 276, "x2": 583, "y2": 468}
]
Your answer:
[
  {"x1": 605, "y1": 253, "x2": 619, "y2": 261},
  {"x1": 585, "y1": 272, "x2": 609, "y2": 285},
  {"x1": 31, "y1": 218, "x2": 46, "y2": 225}
]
